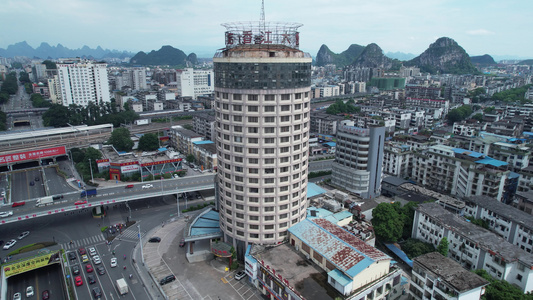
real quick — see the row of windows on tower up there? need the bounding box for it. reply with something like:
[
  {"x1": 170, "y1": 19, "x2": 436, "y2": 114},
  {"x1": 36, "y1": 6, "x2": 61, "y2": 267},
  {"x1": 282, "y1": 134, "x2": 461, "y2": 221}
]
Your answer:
[
  {"x1": 220, "y1": 133, "x2": 306, "y2": 143},
  {"x1": 217, "y1": 114, "x2": 307, "y2": 123},
  {"x1": 221, "y1": 153, "x2": 306, "y2": 163},
  {"x1": 216, "y1": 92, "x2": 308, "y2": 101},
  {"x1": 218, "y1": 102, "x2": 307, "y2": 111},
  {"x1": 218, "y1": 143, "x2": 308, "y2": 155}
]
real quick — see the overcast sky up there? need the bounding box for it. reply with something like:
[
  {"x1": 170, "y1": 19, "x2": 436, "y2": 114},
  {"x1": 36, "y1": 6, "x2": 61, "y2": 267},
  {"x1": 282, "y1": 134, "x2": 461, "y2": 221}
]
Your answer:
[{"x1": 1, "y1": 0, "x2": 531, "y2": 59}]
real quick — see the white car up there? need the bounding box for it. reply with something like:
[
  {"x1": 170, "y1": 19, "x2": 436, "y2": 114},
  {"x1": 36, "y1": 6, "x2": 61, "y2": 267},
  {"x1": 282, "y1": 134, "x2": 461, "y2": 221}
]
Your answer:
[
  {"x1": 18, "y1": 231, "x2": 30, "y2": 240},
  {"x1": 142, "y1": 184, "x2": 154, "y2": 189},
  {"x1": 13, "y1": 292, "x2": 21, "y2": 300},
  {"x1": 26, "y1": 286, "x2": 34, "y2": 297},
  {"x1": 88, "y1": 247, "x2": 97, "y2": 256},
  {"x1": 110, "y1": 257, "x2": 117, "y2": 268},
  {"x1": 93, "y1": 255, "x2": 101, "y2": 265},
  {"x1": 0, "y1": 211, "x2": 13, "y2": 218},
  {"x1": 3, "y1": 239, "x2": 16, "y2": 250}
]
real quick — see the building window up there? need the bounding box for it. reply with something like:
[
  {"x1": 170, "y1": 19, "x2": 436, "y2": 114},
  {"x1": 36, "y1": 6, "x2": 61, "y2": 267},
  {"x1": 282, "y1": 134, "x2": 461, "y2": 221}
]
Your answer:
[{"x1": 248, "y1": 94, "x2": 258, "y2": 101}]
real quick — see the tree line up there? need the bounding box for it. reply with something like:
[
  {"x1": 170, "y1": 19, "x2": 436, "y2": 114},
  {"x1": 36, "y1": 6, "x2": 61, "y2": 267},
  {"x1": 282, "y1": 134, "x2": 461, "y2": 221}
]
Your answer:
[{"x1": 42, "y1": 101, "x2": 139, "y2": 128}]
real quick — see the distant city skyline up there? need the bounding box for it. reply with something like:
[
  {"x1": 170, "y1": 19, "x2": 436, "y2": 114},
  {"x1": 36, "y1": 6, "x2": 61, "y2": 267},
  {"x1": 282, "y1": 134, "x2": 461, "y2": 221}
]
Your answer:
[{"x1": 1, "y1": 0, "x2": 531, "y2": 59}]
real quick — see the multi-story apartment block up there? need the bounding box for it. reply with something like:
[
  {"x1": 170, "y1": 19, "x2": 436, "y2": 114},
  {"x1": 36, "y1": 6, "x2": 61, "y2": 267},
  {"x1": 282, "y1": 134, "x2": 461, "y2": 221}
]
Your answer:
[
  {"x1": 192, "y1": 113, "x2": 216, "y2": 142},
  {"x1": 515, "y1": 191, "x2": 533, "y2": 215},
  {"x1": 57, "y1": 60, "x2": 111, "y2": 107},
  {"x1": 452, "y1": 122, "x2": 484, "y2": 137},
  {"x1": 404, "y1": 98, "x2": 449, "y2": 113},
  {"x1": 177, "y1": 68, "x2": 214, "y2": 99},
  {"x1": 309, "y1": 112, "x2": 343, "y2": 136},
  {"x1": 518, "y1": 165, "x2": 533, "y2": 193},
  {"x1": 383, "y1": 110, "x2": 411, "y2": 129},
  {"x1": 463, "y1": 195, "x2": 533, "y2": 254},
  {"x1": 412, "y1": 203, "x2": 533, "y2": 293},
  {"x1": 410, "y1": 252, "x2": 489, "y2": 300},
  {"x1": 486, "y1": 118, "x2": 524, "y2": 137},
  {"x1": 170, "y1": 126, "x2": 204, "y2": 156},
  {"x1": 332, "y1": 120, "x2": 385, "y2": 199},
  {"x1": 411, "y1": 145, "x2": 514, "y2": 203},
  {"x1": 399, "y1": 67, "x2": 421, "y2": 78},
  {"x1": 192, "y1": 141, "x2": 217, "y2": 171},
  {"x1": 383, "y1": 142, "x2": 412, "y2": 178},
  {"x1": 214, "y1": 22, "x2": 312, "y2": 249},
  {"x1": 311, "y1": 85, "x2": 340, "y2": 98}
]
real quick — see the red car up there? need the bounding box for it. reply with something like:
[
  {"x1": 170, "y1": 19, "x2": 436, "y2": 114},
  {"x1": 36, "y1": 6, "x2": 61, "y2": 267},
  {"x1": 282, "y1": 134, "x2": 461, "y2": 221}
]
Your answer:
[
  {"x1": 78, "y1": 248, "x2": 86, "y2": 255},
  {"x1": 85, "y1": 264, "x2": 93, "y2": 273},
  {"x1": 75, "y1": 276, "x2": 83, "y2": 286},
  {"x1": 12, "y1": 201, "x2": 25, "y2": 207},
  {"x1": 75, "y1": 200, "x2": 87, "y2": 205},
  {"x1": 42, "y1": 290, "x2": 50, "y2": 300}
]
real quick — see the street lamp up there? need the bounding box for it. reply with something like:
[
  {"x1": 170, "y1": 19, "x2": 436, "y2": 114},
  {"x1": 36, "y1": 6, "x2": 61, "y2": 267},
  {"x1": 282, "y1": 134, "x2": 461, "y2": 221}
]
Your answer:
[
  {"x1": 68, "y1": 150, "x2": 75, "y2": 176},
  {"x1": 176, "y1": 188, "x2": 180, "y2": 217},
  {"x1": 137, "y1": 225, "x2": 144, "y2": 265},
  {"x1": 88, "y1": 158, "x2": 94, "y2": 183}
]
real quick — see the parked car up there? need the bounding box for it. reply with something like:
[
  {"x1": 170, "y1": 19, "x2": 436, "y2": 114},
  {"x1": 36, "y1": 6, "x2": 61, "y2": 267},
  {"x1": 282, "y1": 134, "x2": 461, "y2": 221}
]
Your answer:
[
  {"x1": 110, "y1": 257, "x2": 117, "y2": 268},
  {"x1": 29, "y1": 181, "x2": 34, "y2": 186},
  {"x1": 81, "y1": 254, "x2": 89, "y2": 263},
  {"x1": 11, "y1": 201, "x2": 25, "y2": 207},
  {"x1": 85, "y1": 264, "x2": 93, "y2": 273},
  {"x1": 0, "y1": 211, "x2": 13, "y2": 218},
  {"x1": 78, "y1": 248, "x2": 86, "y2": 255},
  {"x1": 18, "y1": 231, "x2": 30, "y2": 240},
  {"x1": 68, "y1": 252, "x2": 77, "y2": 260},
  {"x1": 179, "y1": 238, "x2": 185, "y2": 247},
  {"x1": 13, "y1": 292, "x2": 21, "y2": 300},
  {"x1": 92, "y1": 287, "x2": 102, "y2": 298},
  {"x1": 142, "y1": 184, "x2": 154, "y2": 189},
  {"x1": 3, "y1": 239, "x2": 16, "y2": 250},
  {"x1": 75, "y1": 276, "x2": 83, "y2": 286},
  {"x1": 88, "y1": 247, "x2": 97, "y2": 256},
  {"x1": 235, "y1": 270, "x2": 246, "y2": 281},
  {"x1": 125, "y1": 184, "x2": 134, "y2": 188},
  {"x1": 93, "y1": 255, "x2": 101, "y2": 264},
  {"x1": 34, "y1": 177, "x2": 39, "y2": 182},
  {"x1": 72, "y1": 265, "x2": 80, "y2": 275},
  {"x1": 26, "y1": 286, "x2": 34, "y2": 297},
  {"x1": 96, "y1": 266, "x2": 105, "y2": 275},
  {"x1": 149, "y1": 237, "x2": 161, "y2": 243},
  {"x1": 87, "y1": 275, "x2": 96, "y2": 284},
  {"x1": 160, "y1": 274, "x2": 176, "y2": 285}
]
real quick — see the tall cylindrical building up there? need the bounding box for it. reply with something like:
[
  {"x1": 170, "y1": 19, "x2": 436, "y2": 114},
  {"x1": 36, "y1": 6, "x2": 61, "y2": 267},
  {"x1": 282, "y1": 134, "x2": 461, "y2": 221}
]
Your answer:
[{"x1": 214, "y1": 22, "x2": 312, "y2": 250}]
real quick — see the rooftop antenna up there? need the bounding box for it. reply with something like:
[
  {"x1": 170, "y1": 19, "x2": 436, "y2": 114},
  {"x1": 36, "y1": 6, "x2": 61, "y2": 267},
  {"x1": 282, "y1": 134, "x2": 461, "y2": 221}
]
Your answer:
[{"x1": 260, "y1": 0, "x2": 265, "y2": 31}]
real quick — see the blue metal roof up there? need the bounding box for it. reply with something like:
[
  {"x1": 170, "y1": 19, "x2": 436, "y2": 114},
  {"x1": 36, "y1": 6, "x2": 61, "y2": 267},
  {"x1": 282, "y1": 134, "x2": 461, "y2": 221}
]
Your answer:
[
  {"x1": 328, "y1": 269, "x2": 351, "y2": 287},
  {"x1": 307, "y1": 182, "x2": 327, "y2": 198},
  {"x1": 332, "y1": 211, "x2": 353, "y2": 222},
  {"x1": 452, "y1": 148, "x2": 484, "y2": 158},
  {"x1": 475, "y1": 157, "x2": 507, "y2": 167},
  {"x1": 307, "y1": 207, "x2": 334, "y2": 219},
  {"x1": 193, "y1": 140, "x2": 214, "y2": 145},
  {"x1": 384, "y1": 243, "x2": 413, "y2": 267},
  {"x1": 158, "y1": 147, "x2": 167, "y2": 152},
  {"x1": 324, "y1": 142, "x2": 336, "y2": 147}
]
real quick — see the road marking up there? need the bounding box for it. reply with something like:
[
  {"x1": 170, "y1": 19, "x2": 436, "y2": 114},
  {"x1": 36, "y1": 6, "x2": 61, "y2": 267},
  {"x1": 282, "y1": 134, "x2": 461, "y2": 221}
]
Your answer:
[{"x1": 221, "y1": 277, "x2": 228, "y2": 284}]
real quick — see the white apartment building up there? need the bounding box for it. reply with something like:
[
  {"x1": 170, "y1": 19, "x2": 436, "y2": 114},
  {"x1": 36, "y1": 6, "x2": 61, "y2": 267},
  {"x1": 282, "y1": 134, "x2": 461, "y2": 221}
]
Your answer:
[
  {"x1": 331, "y1": 121, "x2": 385, "y2": 199},
  {"x1": 383, "y1": 143, "x2": 412, "y2": 178},
  {"x1": 214, "y1": 22, "x2": 312, "y2": 249},
  {"x1": 410, "y1": 252, "x2": 489, "y2": 300},
  {"x1": 177, "y1": 68, "x2": 214, "y2": 99},
  {"x1": 412, "y1": 203, "x2": 533, "y2": 293},
  {"x1": 57, "y1": 60, "x2": 111, "y2": 107},
  {"x1": 463, "y1": 196, "x2": 533, "y2": 254},
  {"x1": 411, "y1": 145, "x2": 513, "y2": 203}
]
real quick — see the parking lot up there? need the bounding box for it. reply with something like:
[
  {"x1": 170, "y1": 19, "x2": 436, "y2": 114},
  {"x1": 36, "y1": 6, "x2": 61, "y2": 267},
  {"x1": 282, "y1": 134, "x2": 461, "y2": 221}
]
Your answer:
[{"x1": 141, "y1": 218, "x2": 263, "y2": 300}]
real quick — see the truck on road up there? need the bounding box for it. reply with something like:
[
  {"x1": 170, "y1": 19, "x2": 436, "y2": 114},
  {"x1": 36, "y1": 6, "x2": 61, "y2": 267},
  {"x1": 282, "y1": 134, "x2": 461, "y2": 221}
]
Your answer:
[
  {"x1": 80, "y1": 188, "x2": 97, "y2": 198},
  {"x1": 35, "y1": 196, "x2": 53, "y2": 207},
  {"x1": 135, "y1": 119, "x2": 149, "y2": 125},
  {"x1": 116, "y1": 278, "x2": 128, "y2": 295}
]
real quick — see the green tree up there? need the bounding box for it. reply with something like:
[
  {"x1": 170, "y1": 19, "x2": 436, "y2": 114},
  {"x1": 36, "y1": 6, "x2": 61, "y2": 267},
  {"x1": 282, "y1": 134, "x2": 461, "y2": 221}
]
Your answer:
[
  {"x1": 437, "y1": 237, "x2": 449, "y2": 257},
  {"x1": 84, "y1": 147, "x2": 103, "y2": 175},
  {"x1": 0, "y1": 110, "x2": 7, "y2": 131},
  {"x1": 1, "y1": 72, "x2": 18, "y2": 94},
  {"x1": 42, "y1": 104, "x2": 70, "y2": 127},
  {"x1": 473, "y1": 269, "x2": 530, "y2": 300},
  {"x1": 472, "y1": 113, "x2": 483, "y2": 122},
  {"x1": 18, "y1": 71, "x2": 31, "y2": 84},
  {"x1": 11, "y1": 62, "x2": 23, "y2": 69},
  {"x1": 400, "y1": 238, "x2": 436, "y2": 259},
  {"x1": 186, "y1": 154, "x2": 195, "y2": 163},
  {"x1": 372, "y1": 203, "x2": 403, "y2": 242},
  {"x1": 138, "y1": 133, "x2": 159, "y2": 151},
  {"x1": 30, "y1": 93, "x2": 52, "y2": 108},
  {"x1": 42, "y1": 60, "x2": 57, "y2": 69},
  {"x1": 108, "y1": 127, "x2": 134, "y2": 151}
]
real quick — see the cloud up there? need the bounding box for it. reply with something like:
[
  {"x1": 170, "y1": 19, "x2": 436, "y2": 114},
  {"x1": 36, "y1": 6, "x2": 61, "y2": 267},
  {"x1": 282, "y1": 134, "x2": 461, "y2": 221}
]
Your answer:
[{"x1": 466, "y1": 29, "x2": 495, "y2": 36}]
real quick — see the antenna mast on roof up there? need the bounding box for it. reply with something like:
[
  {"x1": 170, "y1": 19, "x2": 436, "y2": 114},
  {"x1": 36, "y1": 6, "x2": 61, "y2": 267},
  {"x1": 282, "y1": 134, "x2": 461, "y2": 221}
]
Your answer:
[{"x1": 260, "y1": 0, "x2": 265, "y2": 31}]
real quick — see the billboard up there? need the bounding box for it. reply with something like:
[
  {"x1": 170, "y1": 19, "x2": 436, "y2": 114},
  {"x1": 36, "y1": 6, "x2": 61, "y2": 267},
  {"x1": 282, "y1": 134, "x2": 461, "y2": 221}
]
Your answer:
[
  {"x1": 0, "y1": 146, "x2": 66, "y2": 165},
  {"x1": 3, "y1": 251, "x2": 61, "y2": 277}
]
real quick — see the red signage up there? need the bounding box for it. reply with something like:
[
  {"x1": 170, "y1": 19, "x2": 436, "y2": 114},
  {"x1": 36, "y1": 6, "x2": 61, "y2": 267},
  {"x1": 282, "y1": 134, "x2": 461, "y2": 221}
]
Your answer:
[
  {"x1": 0, "y1": 146, "x2": 66, "y2": 165},
  {"x1": 140, "y1": 158, "x2": 182, "y2": 167}
]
